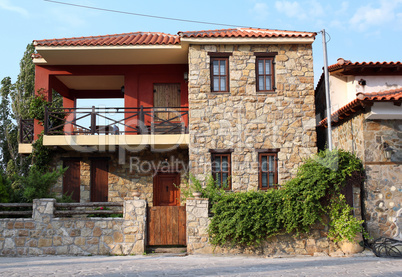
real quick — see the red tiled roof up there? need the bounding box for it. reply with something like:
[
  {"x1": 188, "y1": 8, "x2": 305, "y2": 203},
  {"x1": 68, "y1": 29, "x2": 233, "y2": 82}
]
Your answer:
[
  {"x1": 319, "y1": 88, "x2": 402, "y2": 127},
  {"x1": 328, "y1": 60, "x2": 402, "y2": 72},
  {"x1": 34, "y1": 28, "x2": 316, "y2": 47},
  {"x1": 34, "y1": 32, "x2": 180, "y2": 46},
  {"x1": 179, "y1": 28, "x2": 316, "y2": 38},
  {"x1": 356, "y1": 89, "x2": 402, "y2": 101}
]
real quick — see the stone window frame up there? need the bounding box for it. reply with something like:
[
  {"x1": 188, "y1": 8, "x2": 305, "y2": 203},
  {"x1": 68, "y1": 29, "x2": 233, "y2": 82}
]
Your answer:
[
  {"x1": 255, "y1": 52, "x2": 278, "y2": 93},
  {"x1": 209, "y1": 149, "x2": 233, "y2": 190},
  {"x1": 257, "y1": 149, "x2": 279, "y2": 190},
  {"x1": 208, "y1": 52, "x2": 232, "y2": 93}
]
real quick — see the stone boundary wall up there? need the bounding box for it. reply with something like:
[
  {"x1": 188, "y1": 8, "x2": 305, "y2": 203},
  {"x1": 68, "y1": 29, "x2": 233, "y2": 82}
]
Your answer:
[
  {"x1": 0, "y1": 198, "x2": 146, "y2": 256},
  {"x1": 186, "y1": 198, "x2": 363, "y2": 256}
]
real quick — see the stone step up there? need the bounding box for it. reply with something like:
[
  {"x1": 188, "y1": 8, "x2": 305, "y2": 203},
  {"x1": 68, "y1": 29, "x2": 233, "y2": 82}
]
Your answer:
[{"x1": 146, "y1": 246, "x2": 187, "y2": 254}]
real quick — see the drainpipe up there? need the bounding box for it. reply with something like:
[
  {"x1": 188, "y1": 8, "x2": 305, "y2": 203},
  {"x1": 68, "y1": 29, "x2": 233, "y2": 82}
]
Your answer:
[{"x1": 322, "y1": 29, "x2": 333, "y2": 151}]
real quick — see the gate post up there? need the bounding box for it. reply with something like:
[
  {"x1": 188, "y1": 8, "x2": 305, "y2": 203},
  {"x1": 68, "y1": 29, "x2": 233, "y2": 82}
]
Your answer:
[
  {"x1": 186, "y1": 198, "x2": 211, "y2": 254},
  {"x1": 123, "y1": 198, "x2": 147, "y2": 255}
]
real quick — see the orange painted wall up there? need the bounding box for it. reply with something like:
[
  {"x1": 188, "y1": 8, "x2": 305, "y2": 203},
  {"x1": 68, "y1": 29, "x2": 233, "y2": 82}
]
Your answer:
[{"x1": 33, "y1": 64, "x2": 188, "y2": 138}]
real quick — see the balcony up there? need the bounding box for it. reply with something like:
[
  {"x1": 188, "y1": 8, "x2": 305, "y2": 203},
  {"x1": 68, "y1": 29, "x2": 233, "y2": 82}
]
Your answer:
[{"x1": 19, "y1": 106, "x2": 189, "y2": 152}]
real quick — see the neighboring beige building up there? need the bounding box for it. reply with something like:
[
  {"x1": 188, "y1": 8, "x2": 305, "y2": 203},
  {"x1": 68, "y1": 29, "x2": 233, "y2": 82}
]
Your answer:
[{"x1": 315, "y1": 59, "x2": 402, "y2": 239}]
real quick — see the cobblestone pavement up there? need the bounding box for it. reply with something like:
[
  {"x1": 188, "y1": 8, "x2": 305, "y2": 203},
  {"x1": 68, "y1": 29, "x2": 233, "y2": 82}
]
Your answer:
[{"x1": 0, "y1": 254, "x2": 401, "y2": 276}]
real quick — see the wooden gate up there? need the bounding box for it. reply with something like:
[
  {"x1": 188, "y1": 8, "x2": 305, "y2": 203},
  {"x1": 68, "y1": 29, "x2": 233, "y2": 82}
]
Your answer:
[{"x1": 147, "y1": 206, "x2": 186, "y2": 246}]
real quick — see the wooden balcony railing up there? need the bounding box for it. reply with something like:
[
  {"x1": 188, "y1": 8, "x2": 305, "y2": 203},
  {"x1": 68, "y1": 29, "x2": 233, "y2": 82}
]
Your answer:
[
  {"x1": 19, "y1": 119, "x2": 34, "y2": 143},
  {"x1": 44, "y1": 106, "x2": 189, "y2": 136}
]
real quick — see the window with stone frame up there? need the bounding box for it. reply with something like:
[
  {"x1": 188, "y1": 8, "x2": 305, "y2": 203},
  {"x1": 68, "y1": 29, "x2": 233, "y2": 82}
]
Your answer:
[
  {"x1": 209, "y1": 52, "x2": 232, "y2": 92},
  {"x1": 210, "y1": 150, "x2": 232, "y2": 190},
  {"x1": 258, "y1": 150, "x2": 279, "y2": 190},
  {"x1": 255, "y1": 52, "x2": 277, "y2": 92}
]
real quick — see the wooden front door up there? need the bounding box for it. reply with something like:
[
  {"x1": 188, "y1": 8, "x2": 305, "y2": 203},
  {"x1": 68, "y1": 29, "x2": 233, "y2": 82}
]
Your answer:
[
  {"x1": 63, "y1": 159, "x2": 80, "y2": 202},
  {"x1": 153, "y1": 173, "x2": 180, "y2": 206},
  {"x1": 148, "y1": 172, "x2": 186, "y2": 246},
  {"x1": 90, "y1": 159, "x2": 108, "y2": 202}
]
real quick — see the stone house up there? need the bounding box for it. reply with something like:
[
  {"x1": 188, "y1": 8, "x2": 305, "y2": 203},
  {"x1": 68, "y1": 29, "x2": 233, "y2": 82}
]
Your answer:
[
  {"x1": 18, "y1": 28, "x2": 318, "y2": 248},
  {"x1": 315, "y1": 58, "x2": 402, "y2": 239}
]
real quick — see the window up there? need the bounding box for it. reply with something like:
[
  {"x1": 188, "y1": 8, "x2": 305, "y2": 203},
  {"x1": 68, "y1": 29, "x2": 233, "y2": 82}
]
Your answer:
[
  {"x1": 255, "y1": 52, "x2": 277, "y2": 92},
  {"x1": 258, "y1": 151, "x2": 279, "y2": 190},
  {"x1": 210, "y1": 150, "x2": 231, "y2": 189},
  {"x1": 209, "y1": 52, "x2": 232, "y2": 92}
]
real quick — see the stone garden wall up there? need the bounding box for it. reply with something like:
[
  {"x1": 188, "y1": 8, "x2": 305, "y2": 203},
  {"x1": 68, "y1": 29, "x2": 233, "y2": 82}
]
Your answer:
[
  {"x1": 0, "y1": 198, "x2": 146, "y2": 256},
  {"x1": 188, "y1": 44, "x2": 317, "y2": 190},
  {"x1": 186, "y1": 198, "x2": 362, "y2": 257}
]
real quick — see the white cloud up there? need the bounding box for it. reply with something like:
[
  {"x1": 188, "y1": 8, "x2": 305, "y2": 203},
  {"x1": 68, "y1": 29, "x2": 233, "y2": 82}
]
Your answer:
[
  {"x1": 0, "y1": 0, "x2": 28, "y2": 16},
  {"x1": 275, "y1": 1, "x2": 307, "y2": 20},
  {"x1": 250, "y1": 2, "x2": 270, "y2": 21},
  {"x1": 397, "y1": 12, "x2": 402, "y2": 29},
  {"x1": 49, "y1": 8, "x2": 87, "y2": 29},
  {"x1": 336, "y1": 1, "x2": 349, "y2": 16},
  {"x1": 349, "y1": 0, "x2": 402, "y2": 31},
  {"x1": 307, "y1": 0, "x2": 324, "y2": 18},
  {"x1": 275, "y1": 0, "x2": 327, "y2": 21}
]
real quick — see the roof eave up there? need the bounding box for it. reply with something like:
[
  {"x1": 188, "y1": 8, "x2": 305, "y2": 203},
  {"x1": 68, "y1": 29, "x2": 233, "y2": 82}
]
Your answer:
[
  {"x1": 180, "y1": 37, "x2": 315, "y2": 45},
  {"x1": 35, "y1": 44, "x2": 183, "y2": 50}
]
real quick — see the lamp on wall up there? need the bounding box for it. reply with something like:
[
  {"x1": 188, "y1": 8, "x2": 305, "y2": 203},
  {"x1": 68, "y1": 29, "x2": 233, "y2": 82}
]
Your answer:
[
  {"x1": 358, "y1": 79, "x2": 366, "y2": 86},
  {"x1": 183, "y1": 72, "x2": 188, "y2": 82},
  {"x1": 383, "y1": 142, "x2": 393, "y2": 160},
  {"x1": 121, "y1": 86, "x2": 125, "y2": 95}
]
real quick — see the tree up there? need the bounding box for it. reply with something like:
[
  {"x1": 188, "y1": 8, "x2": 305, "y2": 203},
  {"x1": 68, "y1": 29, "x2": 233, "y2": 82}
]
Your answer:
[
  {"x1": 11, "y1": 43, "x2": 35, "y2": 121},
  {"x1": 0, "y1": 77, "x2": 14, "y2": 171},
  {"x1": 0, "y1": 44, "x2": 35, "y2": 176}
]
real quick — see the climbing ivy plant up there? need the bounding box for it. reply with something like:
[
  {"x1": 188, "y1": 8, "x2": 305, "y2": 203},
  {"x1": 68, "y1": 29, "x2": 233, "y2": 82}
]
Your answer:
[{"x1": 200, "y1": 149, "x2": 366, "y2": 246}]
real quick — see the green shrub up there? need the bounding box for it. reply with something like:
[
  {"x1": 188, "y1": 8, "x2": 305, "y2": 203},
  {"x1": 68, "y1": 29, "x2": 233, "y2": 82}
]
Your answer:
[
  {"x1": 13, "y1": 165, "x2": 66, "y2": 203},
  {"x1": 328, "y1": 194, "x2": 367, "y2": 243},
  {"x1": 0, "y1": 172, "x2": 10, "y2": 203},
  {"x1": 209, "y1": 190, "x2": 283, "y2": 246},
  {"x1": 179, "y1": 173, "x2": 228, "y2": 206},
  {"x1": 205, "y1": 149, "x2": 365, "y2": 246}
]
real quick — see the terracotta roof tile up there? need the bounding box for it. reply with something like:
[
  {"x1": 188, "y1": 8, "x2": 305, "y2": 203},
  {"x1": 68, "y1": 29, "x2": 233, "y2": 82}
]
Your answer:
[
  {"x1": 179, "y1": 28, "x2": 316, "y2": 38},
  {"x1": 319, "y1": 88, "x2": 402, "y2": 127},
  {"x1": 356, "y1": 89, "x2": 402, "y2": 101},
  {"x1": 34, "y1": 32, "x2": 180, "y2": 46},
  {"x1": 34, "y1": 28, "x2": 316, "y2": 47},
  {"x1": 328, "y1": 60, "x2": 402, "y2": 72}
]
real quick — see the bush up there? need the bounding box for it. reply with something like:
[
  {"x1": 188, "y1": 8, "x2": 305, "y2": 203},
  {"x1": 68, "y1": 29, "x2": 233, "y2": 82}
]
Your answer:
[
  {"x1": 0, "y1": 172, "x2": 10, "y2": 203},
  {"x1": 205, "y1": 149, "x2": 365, "y2": 246},
  {"x1": 179, "y1": 174, "x2": 228, "y2": 207},
  {"x1": 13, "y1": 165, "x2": 66, "y2": 203}
]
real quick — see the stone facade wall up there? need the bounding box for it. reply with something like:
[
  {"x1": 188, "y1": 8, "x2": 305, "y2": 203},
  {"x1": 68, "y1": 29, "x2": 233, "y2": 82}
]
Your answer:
[
  {"x1": 188, "y1": 44, "x2": 317, "y2": 189},
  {"x1": 362, "y1": 119, "x2": 402, "y2": 239},
  {"x1": 52, "y1": 148, "x2": 188, "y2": 206},
  {"x1": 0, "y1": 198, "x2": 146, "y2": 256},
  {"x1": 186, "y1": 199, "x2": 362, "y2": 256},
  {"x1": 332, "y1": 113, "x2": 365, "y2": 162},
  {"x1": 331, "y1": 117, "x2": 402, "y2": 239}
]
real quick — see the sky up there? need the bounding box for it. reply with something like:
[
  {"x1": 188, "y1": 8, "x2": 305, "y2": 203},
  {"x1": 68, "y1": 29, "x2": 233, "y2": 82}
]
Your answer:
[{"x1": 1, "y1": 0, "x2": 402, "y2": 87}]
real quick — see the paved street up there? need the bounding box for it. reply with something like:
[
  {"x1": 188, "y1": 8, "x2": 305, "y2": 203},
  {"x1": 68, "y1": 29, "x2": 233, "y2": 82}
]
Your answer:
[{"x1": 0, "y1": 254, "x2": 401, "y2": 276}]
